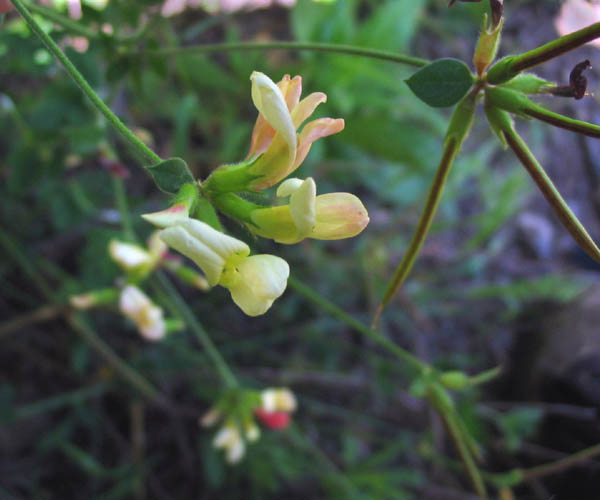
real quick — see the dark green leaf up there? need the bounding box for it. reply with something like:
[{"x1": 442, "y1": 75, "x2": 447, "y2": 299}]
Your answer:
[
  {"x1": 406, "y1": 58, "x2": 473, "y2": 108},
  {"x1": 147, "y1": 157, "x2": 195, "y2": 194}
]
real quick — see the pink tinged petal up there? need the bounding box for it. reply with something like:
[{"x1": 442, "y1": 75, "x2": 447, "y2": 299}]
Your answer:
[
  {"x1": 294, "y1": 118, "x2": 345, "y2": 170},
  {"x1": 555, "y1": 0, "x2": 600, "y2": 48},
  {"x1": 247, "y1": 114, "x2": 276, "y2": 159},
  {"x1": 141, "y1": 203, "x2": 189, "y2": 228},
  {"x1": 276, "y1": 74, "x2": 291, "y2": 95},
  {"x1": 291, "y1": 92, "x2": 327, "y2": 128},
  {"x1": 282, "y1": 75, "x2": 303, "y2": 112},
  {"x1": 311, "y1": 193, "x2": 370, "y2": 240}
]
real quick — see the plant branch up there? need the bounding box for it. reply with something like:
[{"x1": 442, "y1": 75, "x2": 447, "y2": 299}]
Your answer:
[
  {"x1": 151, "y1": 41, "x2": 429, "y2": 67},
  {"x1": 10, "y1": 0, "x2": 162, "y2": 166},
  {"x1": 25, "y1": 1, "x2": 97, "y2": 38},
  {"x1": 376, "y1": 92, "x2": 477, "y2": 320},
  {"x1": 521, "y1": 442, "x2": 600, "y2": 482},
  {"x1": 0, "y1": 228, "x2": 166, "y2": 405},
  {"x1": 288, "y1": 276, "x2": 428, "y2": 374},
  {"x1": 153, "y1": 271, "x2": 239, "y2": 388},
  {"x1": 499, "y1": 117, "x2": 600, "y2": 263}
]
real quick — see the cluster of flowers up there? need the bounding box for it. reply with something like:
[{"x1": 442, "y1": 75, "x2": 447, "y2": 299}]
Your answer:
[
  {"x1": 201, "y1": 387, "x2": 297, "y2": 464},
  {"x1": 70, "y1": 71, "x2": 364, "y2": 464},
  {"x1": 71, "y1": 232, "x2": 208, "y2": 340},
  {"x1": 142, "y1": 71, "x2": 369, "y2": 316}
]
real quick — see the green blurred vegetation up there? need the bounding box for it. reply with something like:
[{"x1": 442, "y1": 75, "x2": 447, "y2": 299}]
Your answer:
[{"x1": 0, "y1": 0, "x2": 595, "y2": 498}]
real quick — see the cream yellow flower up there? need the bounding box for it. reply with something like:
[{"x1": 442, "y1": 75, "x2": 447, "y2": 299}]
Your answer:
[
  {"x1": 248, "y1": 177, "x2": 369, "y2": 244},
  {"x1": 246, "y1": 72, "x2": 345, "y2": 191},
  {"x1": 160, "y1": 219, "x2": 289, "y2": 316}
]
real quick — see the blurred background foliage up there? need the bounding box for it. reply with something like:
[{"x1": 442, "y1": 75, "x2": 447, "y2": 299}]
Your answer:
[{"x1": 2, "y1": 0, "x2": 600, "y2": 498}]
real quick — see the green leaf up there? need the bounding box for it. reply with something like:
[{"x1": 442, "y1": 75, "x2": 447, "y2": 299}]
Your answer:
[
  {"x1": 406, "y1": 58, "x2": 474, "y2": 108},
  {"x1": 147, "y1": 157, "x2": 195, "y2": 194}
]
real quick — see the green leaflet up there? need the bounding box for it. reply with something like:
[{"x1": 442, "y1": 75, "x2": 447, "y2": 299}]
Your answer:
[
  {"x1": 147, "y1": 157, "x2": 195, "y2": 195},
  {"x1": 406, "y1": 58, "x2": 474, "y2": 108}
]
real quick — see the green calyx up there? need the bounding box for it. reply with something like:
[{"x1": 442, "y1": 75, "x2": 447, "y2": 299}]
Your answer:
[{"x1": 204, "y1": 157, "x2": 263, "y2": 195}]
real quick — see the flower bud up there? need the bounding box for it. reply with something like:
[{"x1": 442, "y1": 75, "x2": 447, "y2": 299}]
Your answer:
[
  {"x1": 109, "y1": 240, "x2": 153, "y2": 271},
  {"x1": 69, "y1": 288, "x2": 119, "y2": 310},
  {"x1": 440, "y1": 371, "x2": 471, "y2": 390},
  {"x1": 119, "y1": 285, "x2": 166, "y2": 341},
  {"x1": 254, "y1": 409, "x2": 291, "y2": 430},
  {"x1": 261, "y1": 388, "x2": 297, "y2": 413},
  {"x1": 213, "y1": 424, "x2": 245, "y2": 464},
  {"x1": 200, "y1": 407, "x2": 222, "y2": 428}
]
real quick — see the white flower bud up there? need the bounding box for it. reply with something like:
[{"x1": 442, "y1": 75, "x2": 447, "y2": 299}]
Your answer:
[{"x1": 119, "y1": 286, "x2": 166, "y2": 341}]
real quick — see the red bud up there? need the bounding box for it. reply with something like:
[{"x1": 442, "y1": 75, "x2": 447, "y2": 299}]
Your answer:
[{"x1": 254, "y1": 409, "x2": 291, "y2": 430}]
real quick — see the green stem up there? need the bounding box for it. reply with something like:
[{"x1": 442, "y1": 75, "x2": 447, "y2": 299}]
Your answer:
[
  {"x1": 377, "y1": 92, "x2": 477, "y2": 319},
  {"x1": 486, "y1": 87, "x2": 600, "y2": 139},
  {"x1": 469, "y1": 365, "x2": 502, "y2": 386},
  {"x1": 494, "y1": 110, "x2": 600, "y2": 263},
  {"x1": 487, "y1": 22, "x2": 600, "y2": 84},
  {"x1": 151, "y1": 41, "x2": 429, "y2": 67},
  {"x1": 25, "y1": 1, "x2": 97, "y2": 38},
  {"x1": 10, "y1": 0, "x2": 161, "y2": 166},
  {"x1": 288, "y1": 276, "x2": 428, "y2": 374},
  {"x1": 112, "y1": 176, "x2": 135, "y2": 241},
  {"x1": 0, "y1": 228, "x2": 165, "y2": 404},
  {"x1": 442, "y1": 411, "x2": 487, "y2": 498},
  {"x1": 15, "y1": 384, "x2": 107, "y2": 420},
  {"x1": 154, "y1": 271, "x2": 239, "y2": 388},
  {"x1": 512, "y1": 22, "x2": 600, "y2": 73},
  {"x1": 427, "y1": 383, "x2": 486, "y2": 497},
  {"x1": 212, "y1": 193, "x2": 262, "y2": 225},
  {"x1": 69, "y1": 313, "x2": 165, "y2": 402},
  {"x1": 521, "y1": 442, "x2": 600, "y2": 482},
  {"x1": 377, "y1": 138, "x2": 458, "y2": 316}
]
